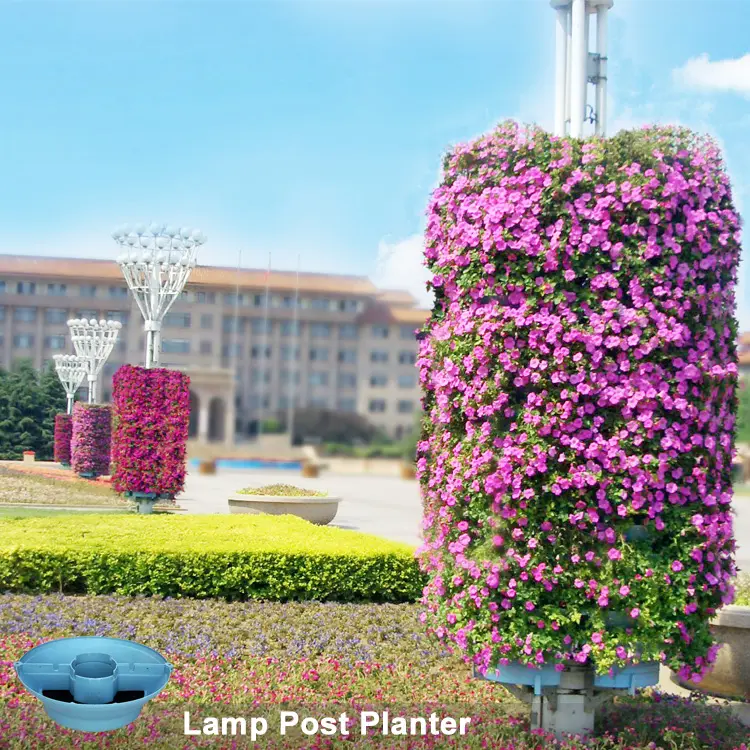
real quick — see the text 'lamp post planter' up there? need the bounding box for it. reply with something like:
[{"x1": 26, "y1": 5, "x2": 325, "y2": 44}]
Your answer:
[
  {"x1": 112, "y1": 223, "x2": 205, "y2": 369},
  {"x1": 66, "y1": 320, "x2": 121, "y2": 404}
]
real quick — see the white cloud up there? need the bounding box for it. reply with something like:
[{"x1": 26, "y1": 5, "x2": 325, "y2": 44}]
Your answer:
[
  {"x1": 373, "y1": 233, "x2": 433, "y2": 309},
  {"x1": 673, "y1": 53, "x2": 750, "y2": 96}
]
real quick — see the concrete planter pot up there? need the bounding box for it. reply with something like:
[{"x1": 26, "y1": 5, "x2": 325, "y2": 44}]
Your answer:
[
  {"x1": 400, "y1": 463, "x2": 416, "y2": 480},
  {"x1": 673, "y1": 606, "x2": 750, "y2": 700},
  {"x1": 228, "y1": 493, "x2": 340, "y2": 525},
  {"x1": 197, "y1": 460, "x2": 216, "y2": 475},
  {"x1": 301, "y1": 463, "x2": 319, "y2": 478}
]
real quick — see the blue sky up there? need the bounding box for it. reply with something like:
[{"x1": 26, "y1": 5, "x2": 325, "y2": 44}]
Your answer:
[{"x1": 0, "y1": 0, "x2": 748, "y2": 322}]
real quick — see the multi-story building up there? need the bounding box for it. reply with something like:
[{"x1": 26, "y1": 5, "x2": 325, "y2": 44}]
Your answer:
[{"x1": 0, "y1": 254, "x2": 428, "y2": 442}]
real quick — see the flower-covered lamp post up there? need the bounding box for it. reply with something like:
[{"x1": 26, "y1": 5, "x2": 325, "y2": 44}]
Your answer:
[
  {"x1": 110, "y1": 223, "x2": 203, "y2": 513},
  {"x1": 417, "y1": 122, "x2": 741, "y2": 739},
  {"x1": 66, "y1": 319, "x2": 122, "y2": 404},
  {"x1": 113, "y1": 223, "x2": 204, "y2": 369}
]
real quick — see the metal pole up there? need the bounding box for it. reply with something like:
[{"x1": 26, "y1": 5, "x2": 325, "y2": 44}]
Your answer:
[
  {"x1": 286, "y1": 255, "x2": 300, "y2": 444},
  {"x1": 554, "y1": 6, "x2": 569, "y2": 136},
  {"x1": 67, "y1": 394, "x2": 74, "y2": 415},
  {"x1": 257, "y1": 253, "x2": 272, "y2": 439},
  {"x1": 569, "y1": 0, "x2": 586, "y2": 137},
  {"x1": 596, "y1": 5, "x2": 608, "y2": 136}
]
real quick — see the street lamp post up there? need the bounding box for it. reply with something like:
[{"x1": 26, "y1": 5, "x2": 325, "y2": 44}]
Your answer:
[
  {"x1": 53, "y1": 354, "x2": 88, "y2": 414},
  {"x1": 112, "y1": 223, "x2": 206, "y2": 369},
  {"x1": 66, "y1": 319, "x2": 122, "y2": 403}
]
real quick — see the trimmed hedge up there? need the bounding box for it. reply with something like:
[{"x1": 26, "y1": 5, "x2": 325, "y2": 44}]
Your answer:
[
  {"x1": 0, "y1": 514, "x2": 424, "y2": 602},
  {"x1": 71, "y1": 403, "x2": 112, "y2": 478},
  {"x1": 418, "y1": 122, "x2": 742, "y2": 681},
  {"x1": 111, "y1": 365, "x2": 190, "y2": 497},
  {"x1": 53, "y1": 413, "x2": 73, "y2": 465}
]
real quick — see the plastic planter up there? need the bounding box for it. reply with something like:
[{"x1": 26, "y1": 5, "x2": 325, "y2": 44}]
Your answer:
[
  {"x1": 124, "y1": 491, "x2": 159, "y2": 515},
  {"x1": 15, "y1": 636, "x2": 172, "y2": 732}
]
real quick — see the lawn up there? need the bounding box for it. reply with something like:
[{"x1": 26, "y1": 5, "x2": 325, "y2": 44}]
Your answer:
[
  {"x1": 1, "y1": 594, "x2": 748, "y2": 749},
  {"x1": 0, "y1": 465, "x2": 124, "y2": 507}
]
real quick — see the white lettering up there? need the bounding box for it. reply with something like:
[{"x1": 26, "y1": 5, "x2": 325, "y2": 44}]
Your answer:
[
  {"x1": 221, "y1": 717, "x2": 246, "y2": 736},
  {"x1": 459, "y1": 717, "x2": 472, "y2": 734},
  {"x1": 279, "y1": 711, "x2": 299, "y2": 734},
  {"x1": 360, "y1": 711, "x2": 380, "y2": 734},
  {"x1": 183, "y1": 712, "x2": 201, "y2": 735},
  {"x1": 250, "y1": 717, "x2": 268, "y2": 741}
]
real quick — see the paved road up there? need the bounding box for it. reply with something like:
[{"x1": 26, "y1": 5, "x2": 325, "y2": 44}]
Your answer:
[{"x1": 179, "y1": 469, "x2": 750, "y2": 573}]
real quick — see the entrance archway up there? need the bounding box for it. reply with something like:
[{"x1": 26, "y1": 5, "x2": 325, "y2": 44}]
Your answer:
[
  {"x1": 188, "y1": 391, "x2": 199, "y2": 438},
  {"x1": 208, "y1": 397, "x2": 225, "y2": 442}
]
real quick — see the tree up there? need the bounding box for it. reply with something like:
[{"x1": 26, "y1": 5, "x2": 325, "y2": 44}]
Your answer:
[{"x1": 286, "y1": 408, "x2": 381, "y2": 445}]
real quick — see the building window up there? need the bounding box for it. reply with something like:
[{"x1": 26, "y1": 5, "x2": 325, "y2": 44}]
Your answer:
[
  {"x1": 251, "y1": 318, "x2": 273, "y2": 335},
  {"x1": 280, "y1": 369, "x2": 301, "y2": 385},
  {"x1": 398, "y1": 400, "x2": 415, "y2": 414},
  {"x1": 195, "y1": 291, "x2": 215, "y2": 304},
  {"x1": 252, "y1": 293, "x2": 266, "y2": 308},
  {"x1": 162, "y1": 339, "x2": 190, "y2": 354},
  {"x1": 103, "y1": 363, "x2": 119, "y2": 377},
  {"x1": 13, "y1": 307, "x2": 37, "y2": 323},
  {"x1": 280, "y1": 295, "x2": 295, "y2": 309},
  {"x1": 280, "y1": 320, "x2": 299, "y2": 337},
  {"x1": 200, "y1": 340, "x2": 212, "y2": 354},
  {"x1": 80, "y1": 285, "x2": 97, "y2": 298},
  {"x1": 398, "y1": 351, "x2": 417, "y2": 366},
  {"x1": 0, "y1": 281, "x2": 5, "y2": 294},
  {"x1": 13, "y1": 334, "x2": 34, "y2": 348},
  {"x1": 223, "y1": 316, "x2": 245, "y2": 333},
  {"x1": 337, "y1": 299, "x2": 360, "y2": 313},
  {"x1": 222, "y1": 343, "x2": 242, "y2": 357},
  {"x1": 372, "y1": 325, "x2": 389, "y2": 339},
  {"x1": 224, "y1": 292, "x2": 246, "y2": 306},
  {"x1": 45, "y1": 308, "x2": 67, "y2": 324},
  {"x1": 106, "y1": 311, "x2": 128, "y2": 324},
  {"x1": 281, "y1": 345, "x2": 299, "y2": 361},
  {"x1": 44, "y1": 335, "x2": 66, "y2": 350},
  {"x1": 17, "y1": 281, "x2": 36, "y2": 295},
  {"x1": 309, "y1": 347, "x2": 329, "y2": 362},
  {"x1": 369, "y1": 399, "x2": 386, "y2": 413},
  {"x1": 0, "y1": 307, "x2": 5, "y2": 321},
  {"x1": 370, "y1": 374, "x2": 388, "y2": 387},
  {"x1": 338, "y1": 373, "x2": 356, "y2": 388},
  {"x1": 165, "y1": 312, "x2": 191, "y2": 328},
  {"x1": 310, "y1": 397, "x2": 329, "y2": 408},
  {"x1": 310, "y1": 298, "x2": 330, "y2": 311},
  {"x1": 339, "y1": 323, "x2": 358, "y2": 339},
  {"x1": 310, "y1": 322, "x2": 331, "y2": 338},
  {"x1": 398, "y1": 374, "x2": 417, "y2": 389},
  {"x1": 400, "y1": 325, "x2": 416, "y2": 340},
  {"x1": 337, "y1": 398, "x2": 356, "y2": 412},
  {"x1": 77, "y1": 309, "x2": 98, "y2": 319},
  {"x1": 251, "y1": 369, "x2": 271, "y2": 385},
  {"x1": 251, "y1": 344, "x2": 272, "y2": 359},
  {"x1": 338, "y1": 349, "x2": 357, "y2": 364},
  {"x1": 109, "y1": 286, "x2": 128, "y2": 299},
  {"x1": 116, "y1": 339, "x2": 127, "y2": 353},
  {"x1": 371, "y1": 350, "x2": 389, "y2": 363},
  {"x1": 47, "y1": 283, "x2": 66, "y2": 296},
  {"x1": 249, "y1": 394, "x2": 271, "y2": 409},
  {"x1": 200, "y1": 313, "x2": 213, "y2": 329},
  {"x1": 309, "y1": 371, "x2": 329, "y2": 387}
]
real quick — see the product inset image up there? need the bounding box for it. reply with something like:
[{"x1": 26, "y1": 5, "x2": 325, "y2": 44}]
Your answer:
[{"x1": 14, "y1": 636, "x2": 172, "y2": 732}]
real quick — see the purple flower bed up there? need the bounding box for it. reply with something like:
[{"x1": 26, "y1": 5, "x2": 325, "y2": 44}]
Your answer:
[
  {"x1": 111, "y1": 364, "x2": 190, "y2": 497},
  {"x1": 52, "y1": 414, "x2": 72, "y2": 465},
  {"x1": 417, "y1": 123, "x2": 742, "y2": 683},
  {"x1": 71, "y1": 403, "x2": 112, "y2": 478}
]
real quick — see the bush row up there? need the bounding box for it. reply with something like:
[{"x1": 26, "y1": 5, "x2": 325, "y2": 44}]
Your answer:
[{"x1": 0, "y1": 514, "x2": 424, "y2": 602}]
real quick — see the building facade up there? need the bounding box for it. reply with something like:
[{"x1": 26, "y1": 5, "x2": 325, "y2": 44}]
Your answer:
[{"x1": 0, "y1": 255, "x2": 428, "y2": 442}]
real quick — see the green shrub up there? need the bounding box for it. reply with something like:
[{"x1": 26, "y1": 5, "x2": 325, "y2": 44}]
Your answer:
[
  {"x1": 735, "y1": 574, "x2": 750, "y2": 606},
  {"x1": 0, "y1": 514, "x2": 423, "y2": 602}
]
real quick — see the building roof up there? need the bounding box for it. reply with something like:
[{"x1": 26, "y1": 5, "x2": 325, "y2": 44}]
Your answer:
[
  {"x1": 0, "y1": 254, "x2": 380, "y2": 296},
  {"x1": 375, "y1": 289, "x2": 419, "y2": 306},
  {"x1": 358, "y1": 301, "x2": 430, "y2": 325}
]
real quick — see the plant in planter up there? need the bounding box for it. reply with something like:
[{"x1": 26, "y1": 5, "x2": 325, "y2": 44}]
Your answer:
[
  {"x1": 111, "y1": 365, "x2": 190, "y2": 513},
  {"x1": 417, "y1": 122, "x2": 741, "y2": 728},
  {"x1": 71, "y1": 403, "x2": 112, "y2": 478},
  {"x1": 228, "y1": 483, "x2": 339, "y2": 524},
  {"x1": 53, "y1": 414, "x2": 73, "y2": 467}
]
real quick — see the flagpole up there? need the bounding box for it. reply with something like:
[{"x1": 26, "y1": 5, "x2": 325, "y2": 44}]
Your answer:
[
  {"x1": 257, "y1": 252, "x2": 272, "y2": 440},
  {"x1": 233, "y1": 248, "x2": 242, "y2": 438},
  {"x1": 287, "y1": 254, "x2": 301, "y2": 446}
]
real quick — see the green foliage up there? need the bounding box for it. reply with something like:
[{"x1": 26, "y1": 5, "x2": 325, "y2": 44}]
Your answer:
[
  {"x1": 237, "y1": 483, "x2": 328, "y2": 497},
  {"x1": 260, "y1": 417, "x2": 284, "y2": 434},
  {"x1": 735, "y1": 377, "x2": 750, "y2": 442},
  {"x1": 0, "y1": 360, "x2": 67, "y2": 460},
  {"x1": 734, "y1": 574, "x2": 750, "y2": 606},
  {"x1": 292, "y1": 408, "x2": 381, "y2": 445},
  {"x1": 0, "y1": 514, "x2": 424, "y2": 602}
]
